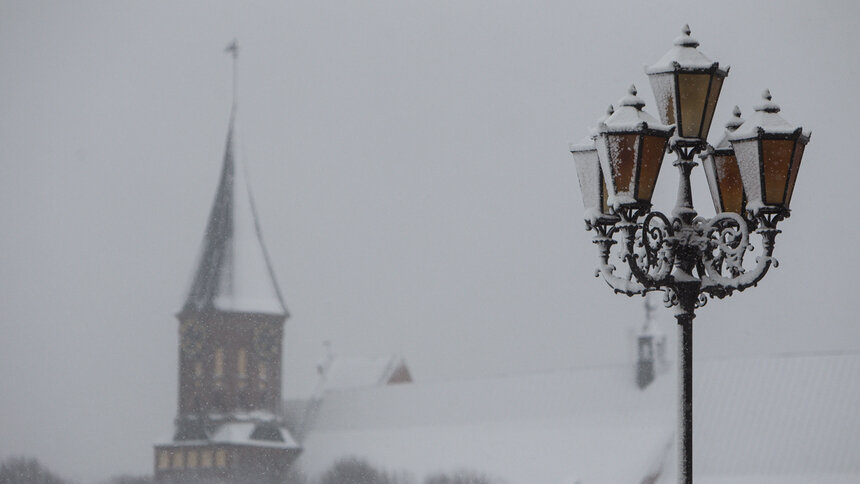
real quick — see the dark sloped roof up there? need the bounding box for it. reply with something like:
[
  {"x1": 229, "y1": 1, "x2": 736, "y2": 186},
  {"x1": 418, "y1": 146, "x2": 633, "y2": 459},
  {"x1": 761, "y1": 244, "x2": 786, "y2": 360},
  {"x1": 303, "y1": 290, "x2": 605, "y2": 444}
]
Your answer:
[{"x1": 181, "y1": 108, "x2": 287, "y2": 317}]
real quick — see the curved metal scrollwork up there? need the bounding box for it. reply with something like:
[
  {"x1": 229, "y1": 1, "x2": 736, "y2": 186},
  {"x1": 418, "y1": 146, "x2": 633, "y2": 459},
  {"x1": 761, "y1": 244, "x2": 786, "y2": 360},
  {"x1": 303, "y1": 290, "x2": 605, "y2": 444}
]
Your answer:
[
  {"x1": 702, "y1": 212, "x2": 749, "y2": 278},
  {"x1": 589, "y1": 206, "x2": 783, "y2": 305}
]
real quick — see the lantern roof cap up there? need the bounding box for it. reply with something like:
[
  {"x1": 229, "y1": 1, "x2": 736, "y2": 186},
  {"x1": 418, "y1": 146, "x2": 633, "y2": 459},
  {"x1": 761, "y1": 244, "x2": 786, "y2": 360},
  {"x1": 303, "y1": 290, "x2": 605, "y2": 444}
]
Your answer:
[
  {"x1": 725, "y1": 106, "x2": 745, "y2": 131},
  {"x1": 729, "y1": 90, "x2": 811, "y2": 141},
  {"x1": 713, "y1": 107, "x2": 745, "y2": 150},
  {"x1": 675, "y1": 24, "x2": 699, "y2": 48},
  {"x1": 599, "y1": 86, "x2": 672, "y2": 133},
  {"x1": 569, "y1": 135, "x2": 596, "y2": 153},
  {"x1": 754, "y1": 89, "x2": 781, "y2": 113},
  {"x1": 645, "y1": 25, "x2": 728, "y2": 75},
  {"x1": 571, "y1": 105, "x2": 615, "y2": 151},
  {"x1": 619, "y1": 85, "x2": 646, "y2": 109}
]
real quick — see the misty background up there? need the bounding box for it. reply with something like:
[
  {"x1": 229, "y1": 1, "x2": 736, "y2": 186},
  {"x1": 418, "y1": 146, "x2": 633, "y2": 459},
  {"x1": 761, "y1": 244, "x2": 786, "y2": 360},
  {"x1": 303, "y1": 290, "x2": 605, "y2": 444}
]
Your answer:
[{"x1": 1, "y1": 0, "x2": 858, "y2": 482}]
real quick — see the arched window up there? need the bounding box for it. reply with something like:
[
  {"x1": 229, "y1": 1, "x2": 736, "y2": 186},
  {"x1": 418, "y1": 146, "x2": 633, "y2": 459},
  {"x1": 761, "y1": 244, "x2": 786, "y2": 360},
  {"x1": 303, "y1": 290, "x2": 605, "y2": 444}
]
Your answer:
[
  {"x1": 172, "y1": 451, "x2": 184, "y2": 469},
  {"x1": 214, "y1": 348, "x2": 224, "y2": 378},
  {"x1": 215, "y1": 449, "x2": 227, "y2": 468},
  {"x1": 258, "y1": 362, "x2": 268, "y2": 390},
  {"x1": 237, "y1": 348, "x2": 247, "y2": 378},
  {"x1": 157, "y1": 450, "x2": 170, "y2": 470},
  {"x1": 200, "y1": 449, "x2": 213, "y2": 468},
  {"x1": 258, "y1": 362, "x2": 267, "y2": 380}
]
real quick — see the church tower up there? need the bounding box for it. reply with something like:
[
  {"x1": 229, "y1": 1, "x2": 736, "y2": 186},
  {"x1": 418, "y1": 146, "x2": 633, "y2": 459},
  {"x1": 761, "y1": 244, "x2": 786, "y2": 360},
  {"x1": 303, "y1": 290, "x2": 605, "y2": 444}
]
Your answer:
[{"x1": 154, "y1": 43, "x2": 300, "y2": 484}]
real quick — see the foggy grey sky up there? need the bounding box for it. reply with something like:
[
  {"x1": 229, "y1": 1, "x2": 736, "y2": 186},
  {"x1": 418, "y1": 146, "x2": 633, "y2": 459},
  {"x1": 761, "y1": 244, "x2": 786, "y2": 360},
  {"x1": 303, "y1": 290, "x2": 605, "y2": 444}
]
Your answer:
[{"x1": 1, "y1": 0, "x2": 858, "y2": 481}]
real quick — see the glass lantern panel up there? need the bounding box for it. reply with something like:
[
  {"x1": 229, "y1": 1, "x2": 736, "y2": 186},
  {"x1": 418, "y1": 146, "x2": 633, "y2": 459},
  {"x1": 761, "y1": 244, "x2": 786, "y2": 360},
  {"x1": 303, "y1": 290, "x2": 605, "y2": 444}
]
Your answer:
[
  {"x1": 700, "y1": 75, "x2": 723, "y2": 143},
  {"x1": 648, "y1": 73, "x2": 676, "y2": 126},
  {"x1": 784, "y1": 141, "x2": 806, "y2": 208},
  {"x1": 703, "y1": 156, "x2": 723, "y2": 214},
  {"x1": 762, "y1": 139, "x2": 794, "y2": 206},
  {"x1": 732, "y1": 139, "x2": 762, "y2": 205},
  {"x1": 677, "y1": 73, "x2": 711, "y2": 138},
  {"x1": 608, "y1": 134, "x2": 639, "y2": 197},
  {"x1": 573, "y1": 148, "x2": 602, "y2": 211},
  {"x1": 600, "y1": 174, "x2": 610, "y2": 214},
  {"x1": 715, "y1": 154, "x2": 745, "y2": 213},
  {"x1": 638, "y1": 135, "x2": 667, "y2": 202}
]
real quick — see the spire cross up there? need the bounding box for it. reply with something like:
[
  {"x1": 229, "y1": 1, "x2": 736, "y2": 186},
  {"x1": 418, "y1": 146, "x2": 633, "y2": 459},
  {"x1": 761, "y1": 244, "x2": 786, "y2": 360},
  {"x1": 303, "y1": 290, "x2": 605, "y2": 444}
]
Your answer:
[{"x1": 225, "y1": 39, "x2": 239, "y2": 109}]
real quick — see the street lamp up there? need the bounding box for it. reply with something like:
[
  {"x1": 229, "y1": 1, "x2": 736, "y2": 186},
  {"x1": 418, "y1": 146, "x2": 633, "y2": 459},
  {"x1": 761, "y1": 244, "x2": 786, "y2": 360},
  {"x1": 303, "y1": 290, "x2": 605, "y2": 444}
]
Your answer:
[{"x1": 569, "y1": 26, "x2": 810, "y2": 484}]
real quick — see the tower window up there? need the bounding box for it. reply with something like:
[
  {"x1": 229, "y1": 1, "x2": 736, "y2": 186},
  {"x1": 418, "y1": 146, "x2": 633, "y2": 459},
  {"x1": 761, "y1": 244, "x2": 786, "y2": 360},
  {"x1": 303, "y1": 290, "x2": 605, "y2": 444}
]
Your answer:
[
  {"x1": 258, "y1": 362, "x2": 268, "y2": 390},
  {"x1": 172, "y1": 451, "x2": 184, "y2": 469},
  {"x1": 194, "y1": 361, "x2": 203, "y2": 378},
  {"x1": 214, "y1": 347, "x2": 224, "y2": 377},
  {"x1": 157, "y1": 451, "x2": 170, "y2": 470},
  {"x1": 215, "y1": 449, "x2": 227, "y2": 468},
  {"x1": 186, "y1": 450, "x2": 198, "y2": 468},
  {"x1": 237, "y1": 348, "x2": 247, "y2": 378},
  {"x1": 258, "y1": 362, "x2": 267, "y2": 380},
  {"x1": 200, "y1": 449, "x2": 213, "y2": 468}
]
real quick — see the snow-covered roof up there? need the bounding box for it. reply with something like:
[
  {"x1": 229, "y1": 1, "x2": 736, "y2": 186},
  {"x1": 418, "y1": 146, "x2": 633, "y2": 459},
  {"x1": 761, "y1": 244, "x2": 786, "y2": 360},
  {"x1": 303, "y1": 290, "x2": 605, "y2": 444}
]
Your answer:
[
  {"x1": 656, "y1": 352, "x2": 860, "y2": 484},
  {"x1": 295, "y1": 362, "x2": 675, "y2": 483},
  {"x1": 322, "y1": 355, "x2": 412, "y2": 392},
  {"x1": 290, "y1": 352, "x2": 860, "y2": 484},
  {"x1": 645, "y1": 25, "x2": 727, "y2": 74},
  {"x1": 209, "y1": 421, "x2": 300, "y2": 449},
  {"x1": 181, "y1": 107, "x2": 288, "y2": 317}
]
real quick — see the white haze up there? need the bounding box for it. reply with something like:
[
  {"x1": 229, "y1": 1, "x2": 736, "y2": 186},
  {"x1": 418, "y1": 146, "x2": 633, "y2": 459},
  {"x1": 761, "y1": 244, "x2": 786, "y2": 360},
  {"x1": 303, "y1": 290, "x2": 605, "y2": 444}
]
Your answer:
[{"x1": 0, "y1": 0, "x2": 858, "y2": 481}]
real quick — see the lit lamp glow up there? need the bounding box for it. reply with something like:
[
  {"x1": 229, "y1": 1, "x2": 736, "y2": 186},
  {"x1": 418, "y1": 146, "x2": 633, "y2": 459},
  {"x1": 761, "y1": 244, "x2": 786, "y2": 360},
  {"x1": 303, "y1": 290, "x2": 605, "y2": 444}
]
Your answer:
[
  {"x1": 702, "y1": 106, "x2": 746, "y2": 214},
  {"x1": 729, "y1": 90, "x2": 811, "y2": 214},
  {"x1": 646, "y1": 25, "x2": 729, "y2": 143},
  {"x1": 595, "y1": 85, "x2": 674, "y2": 210}
]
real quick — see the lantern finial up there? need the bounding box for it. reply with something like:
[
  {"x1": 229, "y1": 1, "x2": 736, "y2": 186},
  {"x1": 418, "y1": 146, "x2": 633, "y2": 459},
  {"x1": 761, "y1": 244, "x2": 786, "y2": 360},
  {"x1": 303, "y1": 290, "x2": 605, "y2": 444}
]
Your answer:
[
  {"x1": 725, "y1": 106, "x2": 744, "y2": 131},
  {"x1": 755, "y1": 89, "x2": 781, "y2": 113},
  {"x1": 674, "y1": 24, "x2": 699, "y2": 48},
  {"x1": 619, "y1": 85, "x2": 646, "y2": 110}
]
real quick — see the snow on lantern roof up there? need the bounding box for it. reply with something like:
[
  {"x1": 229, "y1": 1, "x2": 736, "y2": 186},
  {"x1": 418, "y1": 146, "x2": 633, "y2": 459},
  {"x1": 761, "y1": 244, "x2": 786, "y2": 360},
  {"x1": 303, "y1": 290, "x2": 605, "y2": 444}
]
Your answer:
[
  {"x1": 646, "y1": 25, "x2": 728, "y2": 74},
  {"x1": 712, "y1": 106, "x2": 745, "y2": 151},
  {"x1": 569, "y1": 105, "x2": 614, "y2": 152},
  {"x1": 181, "y1": 107, "x2": 288, "y2": 318},
  {"x1": 729, "y1": 90, "x2": 812, "y2": 141},
  {"x1": 599, "y1": 86, "x2": 671, "y2": 132}
]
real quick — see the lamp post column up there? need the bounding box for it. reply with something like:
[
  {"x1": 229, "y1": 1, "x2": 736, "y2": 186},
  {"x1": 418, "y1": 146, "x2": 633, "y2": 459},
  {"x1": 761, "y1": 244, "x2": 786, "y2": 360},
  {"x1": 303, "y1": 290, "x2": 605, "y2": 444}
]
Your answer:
[{"x1": 674, "y1": 290, "x2": 697, "y2": 484}]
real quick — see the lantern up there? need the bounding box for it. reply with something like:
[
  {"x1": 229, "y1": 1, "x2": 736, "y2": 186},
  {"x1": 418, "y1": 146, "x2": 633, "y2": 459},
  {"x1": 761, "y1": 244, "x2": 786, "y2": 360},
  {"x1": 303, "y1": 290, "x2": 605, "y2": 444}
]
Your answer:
[
  {"x1": 645, "y1": 25, "x2": 729, "y2": 142},
  {"x1": 571, "y1": 106, "x2": 613, "y2": 223},
  {"x1": 729, "y1": 90, "x2": 811, "y2": 213},
  {"x1": 595, "y1": 85, "x2": 674, "y2": 209},
  {"x1": 702, "y1": 106, "x2": 746, "y2": 214}
]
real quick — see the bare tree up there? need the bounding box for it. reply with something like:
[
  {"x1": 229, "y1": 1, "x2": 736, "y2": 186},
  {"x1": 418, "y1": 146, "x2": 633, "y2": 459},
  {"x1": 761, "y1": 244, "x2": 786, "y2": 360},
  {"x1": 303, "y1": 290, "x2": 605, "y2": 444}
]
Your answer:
[
  {"x1": 317, "y1": 458, "x2": 396, "y2": 484},
  {"x1": 98, "y1": 475, "x2": 153, "y2": 484},
  {"x1": 0, "y1": 457, "x2": 71, "y2": 484},
  {"x1": 423, "y1": 470, "x2": 494, "y2": 484}
]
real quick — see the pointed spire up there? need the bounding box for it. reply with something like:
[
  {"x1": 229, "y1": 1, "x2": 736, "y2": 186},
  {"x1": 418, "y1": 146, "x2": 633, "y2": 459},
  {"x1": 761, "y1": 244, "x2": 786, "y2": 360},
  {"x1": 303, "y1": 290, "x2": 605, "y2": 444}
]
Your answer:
[{"x1": 181, "y1": 44, "x2": 288, "y2": 318}]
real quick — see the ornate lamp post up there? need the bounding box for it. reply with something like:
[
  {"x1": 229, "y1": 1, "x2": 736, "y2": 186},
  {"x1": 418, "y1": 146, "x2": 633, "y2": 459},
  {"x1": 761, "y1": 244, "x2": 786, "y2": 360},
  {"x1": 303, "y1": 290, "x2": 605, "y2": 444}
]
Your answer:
[{"x1": 569, "y1": 26, "x2": 810, "y2": 484}]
